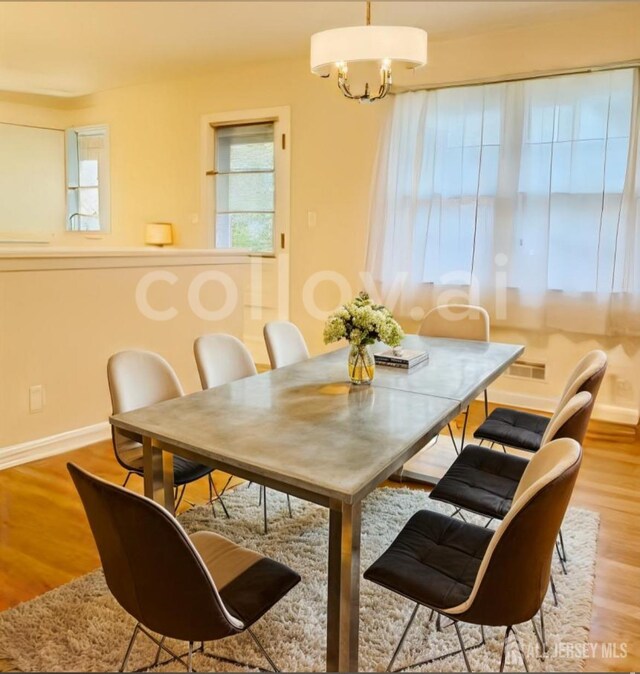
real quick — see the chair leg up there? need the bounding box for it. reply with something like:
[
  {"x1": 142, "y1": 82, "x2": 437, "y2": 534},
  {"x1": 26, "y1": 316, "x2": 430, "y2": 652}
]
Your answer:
[
  {"x1": 387, "y1": 603, "x2": 420, "y2": 672},
  {"x1": 286, "y1": 493, "x2": 293, "y2": 518},
  {"x1": 499, "y1": 626, "x2": 529, "y2": 673},
  {"x1": 483, "y1": 389, "x2": 489, "y2": 418},
  {"x1": 511, "y1": 627, "x2": 529, "y2": 672},
  {"x1": 453, "y1": 621, "x2": 472, "y2": 672},
  {"x1": 208, "y1": 474, "x2": 230, "y2": 519},
  {"x1": 461, "y1": 407, "x2": 470, "y2": 448},
  {"x1": 550, "y1": 573, "x2": 559, "y2": 607},
  {"x1": 263, "y1": 486, "x2": 268, "y2": 534},
  {"x1": 219, "y1": 474, "x2": 234, "y2": 497},
  {"x1": 122, "y1": 472, "x2": 134, "y2": 489},
  {"x1": 258, "y1": 484, "x2": 263, "y2": 505},
  {"x1": 153, "y1": 636, "x2": 166, "y2": 667},
  {"x1": 558, "y1": 528, "x2": 568, "y2": 563},
  {"x1": 207, "y1": 475, "x2": 217, "y2": 519},
  {"x1": 137, "y1": 624, "x2": 191, "y2": 671},
  {"x1": 187, "y1": 641, "x2": 194, "y2": 673},
  {"x1": 531, "y1": 606, "x2": 547, "y2": 660},
  {"x1": 447, "y1": 423, "x2": 459, "y2": 455},
  {"x1": 499, "y1": 626, "x2": 512, "y2": 672},
  {"x1": 175, "y1": 484, "x2": 187, "y2": 511},
  {"x1": 247, "y1": 627, "x2": 280, "y2": 672},
  {"x1": 119, "y1": 623, "x2": 140, "y2": 672},
  {"x1": 555, "y1": 541, "x2": 568, "y2": 574}
]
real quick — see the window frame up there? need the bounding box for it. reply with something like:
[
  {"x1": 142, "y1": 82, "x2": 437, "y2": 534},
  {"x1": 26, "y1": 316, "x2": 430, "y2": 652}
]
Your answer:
[
  {"x1": 201, "y1": 107, "x2": 290, "y2": 258},
  {"x1": 65, "y1": 124, "x2": 111, "y2": 234}
]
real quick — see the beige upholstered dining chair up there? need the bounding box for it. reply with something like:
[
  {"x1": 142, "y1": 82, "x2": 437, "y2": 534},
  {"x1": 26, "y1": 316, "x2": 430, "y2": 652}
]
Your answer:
[
  {"x1": 418, "y1": 304, "x2": 491, "y2": 450},
  {"x1": 418, "y1": 304, "x2": 490, "y2": 342},
  {"x1": 107, "y1": 349, "x2": 228, "y2": 516},
  {"x1": 194, "y1": 332, "x2": 291, "y2": 533},
  {"x1": 365, "y1": 437, "x2": 582, "y2": 672},
  {"x1": 194, "y1": 333, "x2": 258, "y2": 390},
  {"x1": 263, "y1": 320, "x2": 310, "y2": 369},
  {"x1": 68, "y1": 463, "x2": 300, "y2": 672}
]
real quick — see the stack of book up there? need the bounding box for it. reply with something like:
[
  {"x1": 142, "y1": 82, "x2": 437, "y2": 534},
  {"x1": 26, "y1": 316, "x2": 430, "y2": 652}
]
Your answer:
[{"x1": 374, "y1": 349, "x2": 429, "y2": 370}]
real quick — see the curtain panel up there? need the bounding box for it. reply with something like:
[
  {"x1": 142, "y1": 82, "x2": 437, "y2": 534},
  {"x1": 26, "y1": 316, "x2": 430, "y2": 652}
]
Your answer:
[{"x1": 366, "y1": 68, "x2": 640, "y2": 336}]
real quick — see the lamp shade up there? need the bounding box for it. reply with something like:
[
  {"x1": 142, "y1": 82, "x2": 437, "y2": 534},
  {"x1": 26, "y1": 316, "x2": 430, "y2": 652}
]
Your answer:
[
  {"x1": 145, "y1": 222, "x2": 173, "y2": 247},
  {"x1": 310, "y1": 25, "x2": 427, "y2": 77}
]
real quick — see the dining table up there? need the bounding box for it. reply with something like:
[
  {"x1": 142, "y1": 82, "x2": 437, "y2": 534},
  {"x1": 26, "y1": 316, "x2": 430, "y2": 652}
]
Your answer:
[{"x1": 109, "y1": 334, "x2": 524, "y2": 672}]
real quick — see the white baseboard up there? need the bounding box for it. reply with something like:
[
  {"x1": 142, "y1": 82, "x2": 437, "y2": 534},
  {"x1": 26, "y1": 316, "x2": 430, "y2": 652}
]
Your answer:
[
  {"x1": 0, "y1": 421, "x2": 111, "y2": 471},
  {"x1": 486, "y1": 389, "x2": 639, "y2": 426}
]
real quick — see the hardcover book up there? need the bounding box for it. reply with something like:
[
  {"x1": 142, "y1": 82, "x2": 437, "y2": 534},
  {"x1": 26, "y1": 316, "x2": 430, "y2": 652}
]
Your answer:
[{"x1": 374, "y1": 349, "x2": 429, "y2": 369}]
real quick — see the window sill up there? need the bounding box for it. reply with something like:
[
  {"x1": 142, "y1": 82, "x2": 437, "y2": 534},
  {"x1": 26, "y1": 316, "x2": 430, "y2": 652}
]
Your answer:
[{"x1": 0, "y1": 247, "x2": 251, "y2": 272}]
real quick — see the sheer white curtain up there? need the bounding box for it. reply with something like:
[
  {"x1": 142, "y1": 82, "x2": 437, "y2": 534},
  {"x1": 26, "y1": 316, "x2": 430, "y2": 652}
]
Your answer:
[{"x1": 366, "y1": 68, "x2": 640, "y2": 335}]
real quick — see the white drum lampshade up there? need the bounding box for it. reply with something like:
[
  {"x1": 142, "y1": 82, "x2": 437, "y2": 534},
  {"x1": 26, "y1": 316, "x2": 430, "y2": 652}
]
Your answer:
[
  {"x1": 145, "y1": 222, "x2": 173, "y2": 247},
  {"x1": 310, "y1": 25, "x2": 428, "y2": 78}
]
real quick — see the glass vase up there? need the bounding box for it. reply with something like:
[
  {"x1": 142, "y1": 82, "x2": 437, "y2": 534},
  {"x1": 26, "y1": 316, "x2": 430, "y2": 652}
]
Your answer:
[{"x1": 348, "y1": 344, "x2": 375, "y2": 385}]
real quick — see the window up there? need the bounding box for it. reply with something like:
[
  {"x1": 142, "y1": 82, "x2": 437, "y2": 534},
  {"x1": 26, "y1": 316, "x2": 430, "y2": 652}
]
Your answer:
[
  {"x1": 66, "y1": 125, "x2": 110, "y2": 232},
  {"x1": 214, "y1": 122, "x2": 275, "y2": 253},
  {"x1": 369, "y1": 68, "x2": 638, "y2": 298}
]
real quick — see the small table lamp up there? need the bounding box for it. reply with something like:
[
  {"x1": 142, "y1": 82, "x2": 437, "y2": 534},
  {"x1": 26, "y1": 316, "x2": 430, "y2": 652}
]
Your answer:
[{"x1": 145, "y1": 222, "x2": 173, "y2": 247}]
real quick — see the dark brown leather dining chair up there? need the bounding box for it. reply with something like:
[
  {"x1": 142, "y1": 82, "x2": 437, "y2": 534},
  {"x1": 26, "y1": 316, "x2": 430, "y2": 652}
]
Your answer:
[
  {"x1": 68, "y1": 463, "x2": 300, "y2": 672},
  {"x1": 473, "y1": 349, "x2": 606, "y2": 453},
  {"x1": 364, "y1": 438, "x2": 582, "y2": 672},
  {"x1": 430, "y1": 390, "x2": 593, "y2": 575}
]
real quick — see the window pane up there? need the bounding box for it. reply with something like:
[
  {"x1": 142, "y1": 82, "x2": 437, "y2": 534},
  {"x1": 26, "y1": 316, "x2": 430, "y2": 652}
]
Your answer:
[
  {"x1": 214, "y1": 122, "x2": 276, "y2": 251},
  {"x1": 216, "y1": 172, "x2": 274, "y2": 212},
  {"x1": 216, "y1": 212, "x2": 273, "y2": 252},
  {"x1": 67, "y1": 126, "x2": 108, "y2": 232},
  {"x1": 216, "y1": 123, "x2": 274, "y2": 172},
  {"x1": 79, "y1": 186, "x2": 99, "y2": 220}
]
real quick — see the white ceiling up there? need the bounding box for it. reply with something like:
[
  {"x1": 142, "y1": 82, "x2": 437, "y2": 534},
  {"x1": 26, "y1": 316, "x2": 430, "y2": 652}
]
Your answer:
[{"x1": 0, "y1": 1, "x2": 623, "y2": 97}]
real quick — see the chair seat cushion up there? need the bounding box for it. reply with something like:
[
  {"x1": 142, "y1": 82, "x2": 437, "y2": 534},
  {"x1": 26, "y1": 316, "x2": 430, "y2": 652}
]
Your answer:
[
  {"x1": 429, "y1": 445, "x2": 529, "y2": 519},
  {"x1": 117, "y1": 442, "x2": 212, "y2": 486},
  {"x1": 172, "y1": 456, "x2": 213, "y2": 485},
  {"x1": 190, "y1": 531, "x2": 301, "y2": 628},
  {"x1": 363, "y1": 510, "x2": 493, "y2": 611},
  {"x1": 473, "y1": 407, "x2": 550, "y2": 451}
]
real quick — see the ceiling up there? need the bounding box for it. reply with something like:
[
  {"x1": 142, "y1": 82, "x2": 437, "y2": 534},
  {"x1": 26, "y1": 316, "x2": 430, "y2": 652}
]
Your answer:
[{"x1": 0, "y1": 1, "x2": 625, "y2": 97}]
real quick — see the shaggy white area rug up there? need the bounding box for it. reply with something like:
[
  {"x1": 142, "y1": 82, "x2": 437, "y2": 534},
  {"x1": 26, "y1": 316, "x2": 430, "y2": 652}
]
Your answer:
[{"x1": 0, "y1": 485, "x2": 598, "y2": 672}]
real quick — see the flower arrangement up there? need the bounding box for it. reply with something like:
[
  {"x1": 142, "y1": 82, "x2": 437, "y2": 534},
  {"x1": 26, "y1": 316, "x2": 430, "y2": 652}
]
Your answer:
[
  {"x1": 324, "y1": 291, "x2": 404, "y2": 347},
  {"x1": 324, "y1": 292, "x2": 404, "y2": 384}
]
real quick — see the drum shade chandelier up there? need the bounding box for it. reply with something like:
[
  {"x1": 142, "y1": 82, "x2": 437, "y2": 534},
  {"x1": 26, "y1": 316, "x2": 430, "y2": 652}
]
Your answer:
[{"x1": 310, "y1": 1, "x2": 428, "y2": 103}]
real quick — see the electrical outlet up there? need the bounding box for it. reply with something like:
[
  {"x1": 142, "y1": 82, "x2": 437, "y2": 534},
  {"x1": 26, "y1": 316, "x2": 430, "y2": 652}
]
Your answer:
[
  {"x1": 29, "y1": 385, "x2": 45, "y2": 413},
  {"x1": 613, "y1": 376, "x2": 635, "y2": 403}
]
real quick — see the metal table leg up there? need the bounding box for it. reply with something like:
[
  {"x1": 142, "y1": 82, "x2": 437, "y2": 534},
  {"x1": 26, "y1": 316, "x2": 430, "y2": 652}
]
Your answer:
[
  {"x1": 327, "y1": 499, "x2": 361, "y2": 672},
  {"x1": 142, "y1": 436, "x2": 175, "y2": 515}
]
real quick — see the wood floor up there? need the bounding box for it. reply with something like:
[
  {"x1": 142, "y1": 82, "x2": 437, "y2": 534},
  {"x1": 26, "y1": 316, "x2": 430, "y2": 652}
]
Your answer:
[{"x1": 0, "y1": 402, "x2": 638, "y2": 672}]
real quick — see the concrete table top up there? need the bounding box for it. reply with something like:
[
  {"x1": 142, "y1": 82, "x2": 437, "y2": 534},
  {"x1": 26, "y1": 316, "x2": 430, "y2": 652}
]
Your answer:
[{"x1": 110, "y1": 336, "x2": 522, "y2": 504}]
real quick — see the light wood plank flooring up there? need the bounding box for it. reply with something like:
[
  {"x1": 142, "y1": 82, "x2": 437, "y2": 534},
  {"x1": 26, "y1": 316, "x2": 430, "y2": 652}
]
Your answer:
[{"x1": 0, "y1": 402, "x2": 638, "y2": 672}]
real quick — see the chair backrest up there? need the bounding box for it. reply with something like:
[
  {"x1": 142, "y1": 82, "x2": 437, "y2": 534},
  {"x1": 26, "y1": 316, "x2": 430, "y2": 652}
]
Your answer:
[
  {"x1": 194, "y1": 333, "x2": 258, "y2": 390},
  {"x1": 68, "y1": 463, "x2": 242, "y2": 641},
  {"x1": 540, "y1": 390, "x2": 592, "y2": 446},
  {"x1": 263, "y1": 320, "x2": 310, "y2": 369},
  {"x1": 558, "y1": 349, "x2": 607, "y2": 412},
  {"x1": 418, "y1": 304, "x2": 490, "y2": 342},
  {"x1": 447, "y1": 438, "x2": 582, "y2": 626},
  {"x1": 107, "y1": 350, "x2": 184, "y2": 468}
]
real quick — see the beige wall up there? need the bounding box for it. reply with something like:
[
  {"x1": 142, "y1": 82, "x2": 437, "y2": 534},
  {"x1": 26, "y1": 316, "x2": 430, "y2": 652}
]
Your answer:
[
  {"x1": 0, "y1": 256, "x2": 247, "y2": 447},
  {"x1": 1, "y1": 2, "x2": 639, "y2": 453}
]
